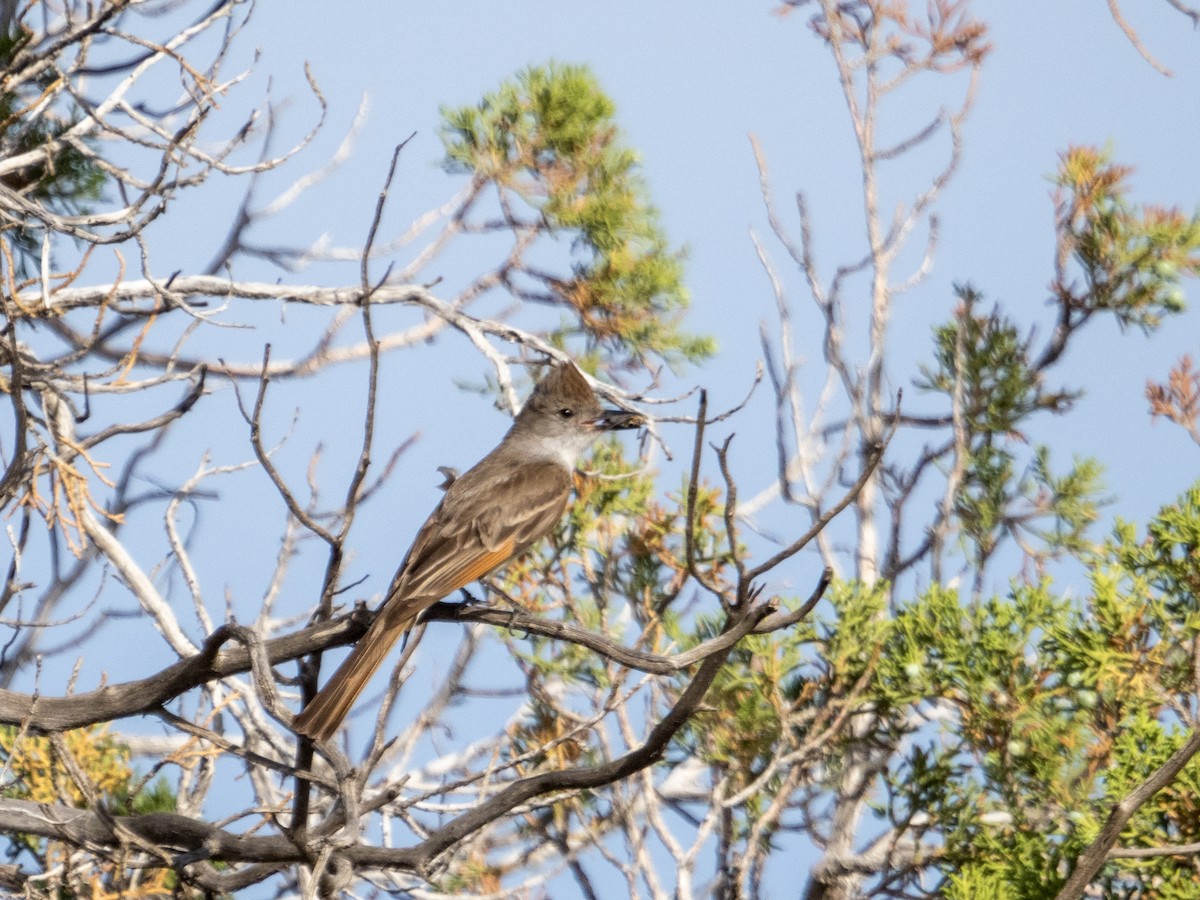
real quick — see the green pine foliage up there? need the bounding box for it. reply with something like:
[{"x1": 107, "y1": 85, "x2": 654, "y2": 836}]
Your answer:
[
  {"x1": 441, "y1": 63, "x2": 714, "y2": 367},
  {"x1": 1056, "y1": 146, "x2": 1200, "y2": 327},
  {"x1": 930, "y1": 487, "x2": 1200, "y2": 896},
  {"x1": 477, "y1": 136, "x2": 1200, "y2": 894},
  {"x1": 0, "y1": 724, "x2": 187, "y2": 896},
  {"x1": 919, "y1": 285, "x2": 1073, "y2": 434},
  {"x1": 646, "y1": 483, "x2": 1200, "y2": 896},
  {"x1": 0, "y1": 28, "x2": 106, "y2": 270},
  {"x1": 917, "y1": 286, "x2": 1107, "y2": 575},
  {"x1": 473, "y1": 141, "x2": 1200, "y2": 894}
]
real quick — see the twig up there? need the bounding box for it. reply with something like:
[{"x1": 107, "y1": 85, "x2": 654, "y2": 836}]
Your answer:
[
  {"x1": 1106, "y1": 0, "x2": 1174, "y2": 76},
  {"x1": 746, "y1": 430, "x2": 891, "y2": 583},
  {"x1": 1055, "y1": 726, "x2": 1200, "y2": 899},
  {"x1": 682, "y1": 389, "x2": 724, "y2": 601},
  {"x1": 0, "y1": 588, "x2": 800, "y2": 732},
  {"x1": 240, "y1": 344, "x2": 334, "y2": 545}
]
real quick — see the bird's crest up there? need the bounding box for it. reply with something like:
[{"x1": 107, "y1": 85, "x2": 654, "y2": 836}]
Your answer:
[{"x1": 529, "y1": 361, "x2": 597, "y2": 407}]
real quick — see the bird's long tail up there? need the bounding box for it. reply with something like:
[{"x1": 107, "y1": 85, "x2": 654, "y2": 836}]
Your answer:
[{"x1": 293, "y1": 611, "x2": 416, "y2": 741}]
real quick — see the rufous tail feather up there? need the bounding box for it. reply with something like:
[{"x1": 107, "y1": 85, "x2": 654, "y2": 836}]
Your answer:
[{"x1": 293, "y1": 613, "x2": 414, "y2": 741}]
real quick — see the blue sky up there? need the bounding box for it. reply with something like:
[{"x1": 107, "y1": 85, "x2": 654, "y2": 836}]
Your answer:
[{"x1": 206, "y1": 1, "x2": 1200, "y2": 532}]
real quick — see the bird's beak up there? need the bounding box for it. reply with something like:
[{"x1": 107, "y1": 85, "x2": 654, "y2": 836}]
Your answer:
[{"x1": 592, "y1": 409, "x2": 645, "y2": 431}]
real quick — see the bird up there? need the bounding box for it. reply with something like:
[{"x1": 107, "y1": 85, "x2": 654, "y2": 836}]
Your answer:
[{"x1": 293, "y1": 361, "x2": 644, "y2": 740}]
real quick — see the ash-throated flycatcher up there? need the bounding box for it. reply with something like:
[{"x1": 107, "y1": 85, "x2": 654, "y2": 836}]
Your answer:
[{"x1": 293, "y1": 361, "x2": 643, "y2": 740}]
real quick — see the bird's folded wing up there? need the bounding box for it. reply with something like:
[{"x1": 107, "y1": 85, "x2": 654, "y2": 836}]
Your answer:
[{"x1": 377, "y1": 459, "x2": 572, "y2": 624}]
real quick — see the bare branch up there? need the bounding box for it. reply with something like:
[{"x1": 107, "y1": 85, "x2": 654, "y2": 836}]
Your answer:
[
  {"x1": 1056, "y1": 726, "x2": 1200, "y2": 899},
  {"x1": 1106, "y1": 0, "x2": 1174, "y2": 76}
]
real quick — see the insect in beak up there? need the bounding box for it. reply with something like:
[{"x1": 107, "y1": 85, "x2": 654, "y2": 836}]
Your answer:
[{"x1": 592, "y1": 409, "x2": 645, "y2": 431}]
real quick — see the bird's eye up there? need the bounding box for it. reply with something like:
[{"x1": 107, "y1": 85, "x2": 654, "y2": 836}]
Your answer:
[{"x1": 558, "y1": 407, "x2": 574, "y2": 418}]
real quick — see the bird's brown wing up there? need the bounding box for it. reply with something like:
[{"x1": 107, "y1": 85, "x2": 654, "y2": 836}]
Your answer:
[
  {"x1": 294, "y1": 458, "x2": 572, "y2": 741},
  {"x1": 375, "y1": 458, "x2": 572, "y2": 628}
]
